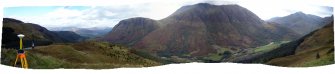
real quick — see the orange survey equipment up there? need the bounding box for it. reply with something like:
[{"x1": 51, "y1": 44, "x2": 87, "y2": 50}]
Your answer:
[
  {"x1": 14, "y1": 52, "x2": 28, "y2": 69},
  {"x1": 14, "y1": 34, "x2": 28, "y2": 69}
]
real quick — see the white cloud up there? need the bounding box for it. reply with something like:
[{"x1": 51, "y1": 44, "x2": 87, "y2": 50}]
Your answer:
[
  {"x1": 7, "y1": 6, "x2": 122, "y2": 28},
  {"x1": 46, "y1": 7, "x2": 82, "y2": 18}
]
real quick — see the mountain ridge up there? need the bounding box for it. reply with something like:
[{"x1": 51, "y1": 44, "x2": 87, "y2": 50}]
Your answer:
[
  {"x1": 267, "y1": 12, "x2": 325, "y2": 35},
  {"x1": 2, "y1": 18, "x2": 86, "y2": 48}
]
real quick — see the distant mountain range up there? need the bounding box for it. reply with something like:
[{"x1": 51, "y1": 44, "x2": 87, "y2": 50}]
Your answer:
[
  {"x1": 2, "y1": 18, "x2": 86, "y2": 48},
  {"x1": 101, "y1": 3, "x2": 301, "y2": 57},
  {"x1": 48, "y1": 27, "x2": 111, "y2": 38},
  {"x1": 268, "y1": 12, "x2": 332, "y2": 35}
]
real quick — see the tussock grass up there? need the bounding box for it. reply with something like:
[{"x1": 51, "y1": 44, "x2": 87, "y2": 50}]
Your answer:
[{"x1": 1, "y1": 41, "x2": 162, "y2": 69}]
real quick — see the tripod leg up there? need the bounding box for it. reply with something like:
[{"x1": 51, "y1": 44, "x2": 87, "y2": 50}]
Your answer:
[
  {"x1": 14, "y1": 55, "x2": 19, "y2": 67},
  {"x1": 20, "y1": 58, "x2": 24, "y2": 68},
  {"x1": 23, "y1": 57, "x2": 28, "y2": 69}
]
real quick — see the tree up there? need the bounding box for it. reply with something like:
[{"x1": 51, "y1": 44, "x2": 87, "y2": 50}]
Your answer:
[{"x1": 316, "y1": 52, "x2": 320, "y2": 59}]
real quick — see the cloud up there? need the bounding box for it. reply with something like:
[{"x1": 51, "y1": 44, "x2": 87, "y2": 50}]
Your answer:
[{"x1": 7, "y1": 6, "x2": 138, "y2": 28}]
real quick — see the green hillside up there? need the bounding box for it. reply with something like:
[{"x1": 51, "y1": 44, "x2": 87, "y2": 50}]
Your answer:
[
  {"x1": 1, "y1": 41, "x2": 163, "y2": 69},
  {"x1": 267, "y1": 22, "x2": 334, "y2": 67}
]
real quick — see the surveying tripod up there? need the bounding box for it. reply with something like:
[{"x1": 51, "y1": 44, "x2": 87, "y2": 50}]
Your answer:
[
  {"x1": 13, "y1": 34, "x2": 28, "y2": 69},
  {"x1": 14, "y1": 50, "x2": 28, "y2": 68}
]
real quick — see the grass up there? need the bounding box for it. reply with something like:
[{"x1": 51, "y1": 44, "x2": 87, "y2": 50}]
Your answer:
[
  {"x1": 218, "y1": 47, "x2": 230, "y2": 53},
  {"x1": 1, "y1": 41, "x2": 162, "y2": 69},
  {"x1": 1, "y1": 48, "x2": 17, "y2": 66},
  {"x1": 26, "y1": 53, "x2": 67, "y2": 69},
  {"x1": 253, "y1": 41, "x2": 290, "y2": 53},
  {"x1": 203, "y1": 53, "x2": 222, "y2": 62},
  {"x1": 267, "y1": 46, "x2": 334, "y2": 67},
  {"x1": 201, "y1": 47, "x2": 232, "y2": 62},
  {"x1": 130, "y1": 49, "x2": 172, "y2": 64},
  {"x1": 169, "y1": 56, "x2": 192, "y2": 63},
  {"x1": 300, "y1": 53, "x2": 334, "y2": 67}
]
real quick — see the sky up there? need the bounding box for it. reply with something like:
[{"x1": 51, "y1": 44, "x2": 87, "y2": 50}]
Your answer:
[{"x1": 3, "y1": 0, "x2": 334, "y2": 29}]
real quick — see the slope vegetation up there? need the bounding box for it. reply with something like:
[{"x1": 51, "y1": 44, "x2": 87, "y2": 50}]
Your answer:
[{"x1": 1, "y1": 41, "x2": 162, "y2": 69}]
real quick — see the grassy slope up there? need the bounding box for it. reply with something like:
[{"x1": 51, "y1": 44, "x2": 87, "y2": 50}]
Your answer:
[
  {"x1": 267, "y1": 47, "x2": 334, "y2": 67},
  {"x1": 3, "y1": 19, "x2": 46, "y2": 40},
  {"x1": 1, "y1": 41, "x2": 162, "y2": 69},
  {"x1": 301, "y1": 52, "x2": 334, "y2": 67},
  {"x1": 267, "y1": 22, "x2": 334, "y2": 67},
  {"x1": 253, "y1": 41, "x2": 290, "y2": 53},
  {"x1": 201, "y1": 47, "x2": 232, "y2": 62},
  {"x1": 201, "y1": 41, "x2": 289, "y2": 63}
]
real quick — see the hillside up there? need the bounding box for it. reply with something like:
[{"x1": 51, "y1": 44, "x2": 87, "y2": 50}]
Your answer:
[
  {"x1": 234, "y1": 21, "x2": 334, "y2": 67},
  {"x1": 268, "y1": 12, "x2": 325, "y2": 35},
  {"x1": 267, "y1": 21, "x2": 334, "y2": 67},
  {"x1": 1, "y1": 41, "x2": 162, "y2": 69},
  {"x1": 53, "y1": 31, "x2": 87, "y2": 43},
  {"x1": 102, "y1": 3, "x2": 300, "y2": 57},
  {"x1": 321, "y1": 15, "x2": 333, "y2": 25},
  {"x1": 101, "y1": 17, "x2": 160, "y2": 46},
  {"x1": 2, "y1": 18, "x2": 86, "y2": 48}
]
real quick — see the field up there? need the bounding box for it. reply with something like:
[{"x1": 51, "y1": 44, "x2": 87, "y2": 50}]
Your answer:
[{"x1": 253, "y1": 41, "x2": 290, "y2": 53}]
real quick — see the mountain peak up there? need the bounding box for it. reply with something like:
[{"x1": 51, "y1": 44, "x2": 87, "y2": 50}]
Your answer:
[
  {"x1": 194, "y1": 3, "x2": 213, "y2": 6},
  {"x1": 288, "y1": 11, "x2": 308, "y2": 17},
  {"x1": 295, "y1": 11, "x2": 305, "y2": 15},
  {"x1": 167, "y1": 3, "x2": 263, "y2": 25},
  {"x1": 193, "y1": 3, "x2": 241, "y2": 7},
  {"x1": 267, "y1": 11, "x2": 324, "y2": 35}
]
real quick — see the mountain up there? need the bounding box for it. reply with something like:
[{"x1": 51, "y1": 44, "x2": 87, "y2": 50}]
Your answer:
[
  {"x1": 73, "y1": 27, "x2": 111, "y2": 38},
  {"x1": 268, "y1": 12, "x2": 324, "y2": 35},
  {"x1": 101, "y1": 17, "x2": 160, "y2": 45},
  {"x1": 2, "y1": 18, "x2": 86, "y2": 48},
  {"x1": 49, "y1": 27, "x2": 111, "y2": 38},
  {"x1": 321, "y1": 15, "x2": 333, "y2": 25},
  {"x1": 267, "y1": 21, "x2": 334, "y2": 67},
  {"x1": 102, "y1": 3, "x2": 300, "y2": 57},
  {"x1": 235, "y1": 21, "x2": 334, "y2": 67},
  {"x1": 53, "y1": 31, "x2": 87, "y2": 43}
]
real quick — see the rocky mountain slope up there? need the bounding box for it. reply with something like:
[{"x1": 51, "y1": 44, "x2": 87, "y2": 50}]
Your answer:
[
  {"x1": 102, "y1": 17, "x2": 160, "y2": 46},
  {"x1": 102, "y1": 3, "x2": 300, "y2": 57}
]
